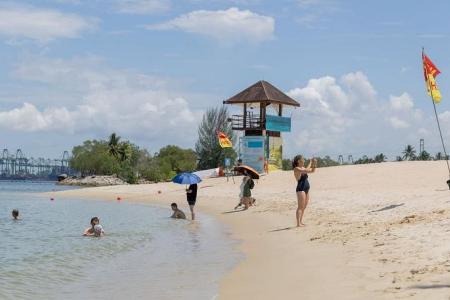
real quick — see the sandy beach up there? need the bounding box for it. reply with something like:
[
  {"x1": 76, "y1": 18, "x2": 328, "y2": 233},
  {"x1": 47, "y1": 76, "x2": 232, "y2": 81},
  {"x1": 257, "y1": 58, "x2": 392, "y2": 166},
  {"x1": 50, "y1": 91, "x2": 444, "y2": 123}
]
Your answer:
[{"x1": 51, "y1": 161, "x2": 450, "y2": 299}]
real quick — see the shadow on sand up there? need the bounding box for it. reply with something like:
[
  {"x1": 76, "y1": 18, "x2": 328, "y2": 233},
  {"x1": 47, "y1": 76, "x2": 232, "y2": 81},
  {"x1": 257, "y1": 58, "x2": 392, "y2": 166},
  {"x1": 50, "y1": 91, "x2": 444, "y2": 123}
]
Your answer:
[
  {"x1": 369, "y1": 203, "x2": 404, "y2": 213},
  {"x1": 222, "y1": 209, "x2": 246, "y2": 214},
  {"x1": 269, "y1": 226, "x2": 297, "y2": 232},
  {"x1": 410, "y1": 284, "x2": 450, "y2": 289}
]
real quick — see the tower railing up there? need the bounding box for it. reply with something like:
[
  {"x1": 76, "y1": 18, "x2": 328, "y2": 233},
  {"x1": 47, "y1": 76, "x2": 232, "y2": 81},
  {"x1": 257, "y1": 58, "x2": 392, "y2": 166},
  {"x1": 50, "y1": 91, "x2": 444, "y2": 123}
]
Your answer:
[{"x1": 230, "y1": 113, "x2": 262, "y2": 130}]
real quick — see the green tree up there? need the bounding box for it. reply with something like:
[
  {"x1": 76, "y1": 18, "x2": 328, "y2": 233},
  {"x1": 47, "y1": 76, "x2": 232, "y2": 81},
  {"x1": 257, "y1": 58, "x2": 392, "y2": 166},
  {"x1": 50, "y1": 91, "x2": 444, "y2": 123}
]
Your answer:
[
  {"x1": 354, "y1": 155, "x2": 375, "y2": 164},
  {"x1": 70, "y1": 140, "x2": 121, "y2": 176},
  {"x1": 195, "y1": 106, "x2": 237, "y2": 170},
  {"x1": 118, "y1": 142, "x2": 133, "y2": 162},
  {"x1": 402, "y1": 145, "x2": 416, "y2": 161},
  {"x1": 417, "y1": 150, "x2": 431, "y2": 161},
  {"x1": 108, "y1": 133, "x2": 121, "y2": 159},
  {"x1": 316, "y1": 156, "x2": 340, "y2": 167},
  {"x1": 282, "y1": 159, "x2": 292, "y2": 170},
  {"x1": 374, "y1": 153, "x2": 387, "y2": 163},
  {"x1": 139, "y1": 156, "x2": 173, "y2": 182},
  {"x1": 157, "y1": 145, "x2": 197, "y2": 174},
  {"x1": 396, "y1": 156, "x2": 403, "y2": 161},
  {"x1": 435, "y1": 152, "x2": 443, "y2": 160}
]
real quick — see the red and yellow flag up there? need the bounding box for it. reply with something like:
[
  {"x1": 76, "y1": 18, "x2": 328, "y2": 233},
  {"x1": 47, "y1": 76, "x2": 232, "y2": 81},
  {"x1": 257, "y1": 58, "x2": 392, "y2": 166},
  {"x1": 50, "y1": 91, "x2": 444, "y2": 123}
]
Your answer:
[
  {"x1": 422, "y1": 53, "x2": 442, "y2": 103},
  {"x1": 217, "y1": 131, "x2": 232, "y2": 148}
]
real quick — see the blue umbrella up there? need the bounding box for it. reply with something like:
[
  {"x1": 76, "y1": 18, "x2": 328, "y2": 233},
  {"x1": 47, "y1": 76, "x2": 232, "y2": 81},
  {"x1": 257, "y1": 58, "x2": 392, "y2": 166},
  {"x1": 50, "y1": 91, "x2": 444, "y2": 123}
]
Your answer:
[{"x1": 172, "y1": 172, "x2": 202, "y2": 185}]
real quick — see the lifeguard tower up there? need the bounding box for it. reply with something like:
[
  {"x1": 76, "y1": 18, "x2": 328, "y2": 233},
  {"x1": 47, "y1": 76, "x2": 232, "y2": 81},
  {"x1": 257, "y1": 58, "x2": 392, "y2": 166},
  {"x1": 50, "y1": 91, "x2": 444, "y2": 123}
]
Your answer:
[{"x1": 223, "y1": 80, "x2": 300, "y2": 173}]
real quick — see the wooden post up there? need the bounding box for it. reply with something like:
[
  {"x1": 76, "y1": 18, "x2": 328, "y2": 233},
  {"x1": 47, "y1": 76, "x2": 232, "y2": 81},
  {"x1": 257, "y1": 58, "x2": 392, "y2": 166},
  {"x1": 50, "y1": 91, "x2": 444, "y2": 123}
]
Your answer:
[
  {"x1": 278, "y1": 104, "x2": 283, "y2": 116},
  {"x1": 260, "y1": 102, "x2": 266, "y2": 130},
  {"x1": 243, "y1": 103, "x2": 247, "y2": 131}
]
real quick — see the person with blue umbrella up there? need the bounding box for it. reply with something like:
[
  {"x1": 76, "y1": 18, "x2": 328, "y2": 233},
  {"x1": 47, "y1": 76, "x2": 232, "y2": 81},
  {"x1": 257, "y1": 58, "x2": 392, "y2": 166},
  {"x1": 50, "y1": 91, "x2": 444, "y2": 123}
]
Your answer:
[{"x1": 172, "y1": 172, "x2": 202, "y2": 220}]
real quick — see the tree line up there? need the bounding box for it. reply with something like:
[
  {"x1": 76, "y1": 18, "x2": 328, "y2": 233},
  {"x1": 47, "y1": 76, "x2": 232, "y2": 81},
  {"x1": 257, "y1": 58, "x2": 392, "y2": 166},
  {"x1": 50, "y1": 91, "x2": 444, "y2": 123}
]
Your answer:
[
  {"x1": 69, "y1": 106, "x2": 236, "y2": 183},
  {"x1": 69, "y1": 106, "x2": 446, "y2": 182},
  {"x1": 281, "y1": 143, "x2": 446, "y2": 169}
]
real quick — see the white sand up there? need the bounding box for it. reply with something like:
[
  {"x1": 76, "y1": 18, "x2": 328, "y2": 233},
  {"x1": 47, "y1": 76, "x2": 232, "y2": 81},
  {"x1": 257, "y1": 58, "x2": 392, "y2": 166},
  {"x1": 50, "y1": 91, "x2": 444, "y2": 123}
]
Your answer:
[{"x1": 51, "y1": 161, "x2": 450, "y2": 299}]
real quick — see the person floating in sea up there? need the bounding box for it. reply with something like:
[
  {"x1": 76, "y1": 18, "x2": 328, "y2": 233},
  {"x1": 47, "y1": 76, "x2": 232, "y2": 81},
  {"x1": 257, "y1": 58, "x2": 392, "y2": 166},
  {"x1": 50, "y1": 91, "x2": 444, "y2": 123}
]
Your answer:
[
  {"x1": 11, "y1": 209, "x2": 19, "y2": 220},
  {"x1": 170, "y1": 203, "x2": 186, "y2": 219},
  {"x1": 186, "y1": 184, "x2": 198, "y2": 220},
  {"x1": 293, "y1": 156, "x2": 317, "y2": 227},
  {"x1": 83, "y1": 217, "x2": 105, "y2": 236}
]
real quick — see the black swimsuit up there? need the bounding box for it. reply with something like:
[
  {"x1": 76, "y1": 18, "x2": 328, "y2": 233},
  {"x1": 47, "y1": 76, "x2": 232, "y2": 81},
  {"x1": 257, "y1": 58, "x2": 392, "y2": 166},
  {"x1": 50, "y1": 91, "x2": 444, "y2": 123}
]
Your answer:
[
  {"x1": 187, "y1": 184, "x2": 198, "y2": 206},
  {"x1": 296, "y1": 173, "x2": 310, "y2": 194}
]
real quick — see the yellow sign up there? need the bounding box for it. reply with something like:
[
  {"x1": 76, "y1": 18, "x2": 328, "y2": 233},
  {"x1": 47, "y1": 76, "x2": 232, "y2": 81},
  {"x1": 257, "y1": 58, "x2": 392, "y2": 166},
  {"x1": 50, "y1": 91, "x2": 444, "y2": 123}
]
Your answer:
[{"x1": 268, "y1": 136, "x2": 282, "y2": 171}]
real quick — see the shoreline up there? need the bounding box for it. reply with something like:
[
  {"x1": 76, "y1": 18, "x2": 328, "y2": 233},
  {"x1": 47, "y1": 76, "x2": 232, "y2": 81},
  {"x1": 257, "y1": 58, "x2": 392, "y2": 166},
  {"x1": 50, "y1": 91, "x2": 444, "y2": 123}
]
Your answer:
[{"x1": 50, "y1": 161, "x2": 450, "y2": 299}]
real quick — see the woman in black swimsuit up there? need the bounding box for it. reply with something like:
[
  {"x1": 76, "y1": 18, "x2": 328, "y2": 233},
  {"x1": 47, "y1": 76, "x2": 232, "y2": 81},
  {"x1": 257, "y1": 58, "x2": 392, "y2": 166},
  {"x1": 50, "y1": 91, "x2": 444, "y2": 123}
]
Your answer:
[
  {"x1": 186, "y1": 183, "x2": 198, "y2": 220},
  {"x1": 293, "y1": 155, "x2": 317, "y2": 227}
]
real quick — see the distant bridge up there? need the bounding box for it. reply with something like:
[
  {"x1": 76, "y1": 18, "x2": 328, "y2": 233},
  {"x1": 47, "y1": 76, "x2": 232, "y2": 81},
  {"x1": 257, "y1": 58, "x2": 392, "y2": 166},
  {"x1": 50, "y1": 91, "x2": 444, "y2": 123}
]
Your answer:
[{"x1": 0, "y1": 149, "x2": 73, "y2": 180}]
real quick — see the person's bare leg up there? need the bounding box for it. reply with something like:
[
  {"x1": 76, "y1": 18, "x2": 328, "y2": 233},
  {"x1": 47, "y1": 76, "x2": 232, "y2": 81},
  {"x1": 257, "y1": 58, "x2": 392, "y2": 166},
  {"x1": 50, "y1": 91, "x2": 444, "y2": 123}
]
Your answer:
[
  {"x1": 299, "y1": 192, "x2": 307, "y2": 226},
  {"x1": 305, "y1": 192, "x2": 310, "y2": 208},
  {"x1": 234, "y1": 198, "x2": 243, "y2": 210},
  {"x1": 189, "y1": 205, "x2": 195, "y2": 220},
  {"x1": 296, "y1": 192, "x2": 306, "y2": 227},
  {"x1": 243, "y1": 197, "x2": 250, "y2": 210}
]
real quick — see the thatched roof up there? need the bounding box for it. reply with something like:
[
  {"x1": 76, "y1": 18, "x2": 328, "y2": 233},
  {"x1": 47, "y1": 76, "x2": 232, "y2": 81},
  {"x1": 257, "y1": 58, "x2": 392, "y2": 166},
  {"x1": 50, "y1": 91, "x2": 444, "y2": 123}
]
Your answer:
[{"x1": 223, "y1": 80, "x2": 300, "y2": 107}]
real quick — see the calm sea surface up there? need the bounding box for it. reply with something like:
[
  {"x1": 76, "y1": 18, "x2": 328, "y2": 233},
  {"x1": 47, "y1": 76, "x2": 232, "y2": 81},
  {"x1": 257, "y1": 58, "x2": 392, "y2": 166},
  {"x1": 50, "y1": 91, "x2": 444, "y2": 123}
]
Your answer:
[{"x1": 0, "y1": 181, "x2": 240, "y2": 300}]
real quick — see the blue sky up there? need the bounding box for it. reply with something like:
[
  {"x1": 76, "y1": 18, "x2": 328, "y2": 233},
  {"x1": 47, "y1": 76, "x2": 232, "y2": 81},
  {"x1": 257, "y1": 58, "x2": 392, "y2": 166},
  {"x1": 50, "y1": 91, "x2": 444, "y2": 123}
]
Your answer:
[{"x1": 1, "y1": 0, "x2": 450, "y2": 161}]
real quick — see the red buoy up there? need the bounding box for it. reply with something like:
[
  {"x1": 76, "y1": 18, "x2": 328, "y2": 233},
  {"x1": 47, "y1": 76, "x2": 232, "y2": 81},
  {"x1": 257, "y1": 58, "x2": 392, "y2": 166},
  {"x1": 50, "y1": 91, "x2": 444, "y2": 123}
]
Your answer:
[{"x1": 117, "y1": 197, "x2": 121, "y2": 201}]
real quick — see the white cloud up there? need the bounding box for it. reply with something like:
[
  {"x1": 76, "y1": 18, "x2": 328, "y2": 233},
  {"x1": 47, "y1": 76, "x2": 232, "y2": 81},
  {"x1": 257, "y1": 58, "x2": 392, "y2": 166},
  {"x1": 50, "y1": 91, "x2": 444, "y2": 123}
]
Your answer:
[
  {"x1": 1, "y1": 56, "x2": 202, "y2": 147},
  {"x1": 295, "y1": 0, "x2": 339, "y2": 28},
  {"x1": 439, "y1": 111, "x2": 450, "y2": 122},
  {"x1": 0, "y1": 4, "x2": 96, "y2": 42},
  {"x1": 287, "y1": 72, "x2": 379, "y2": 154},
  {"x1": 389, "y1": 116, "x2": 409, "y2": 129},
  {"x1": 284, "y1": 72, "x2": 436, "y2": 159},
  {"x1": 147, "y1": 7, "x2": 274, "y2": 43},
  {"x1": 390, "y1": 93, "x2": 414, "y2": 110},
  {"x1": 114, "y1": 0, "x2": 170, "y2": 14}
]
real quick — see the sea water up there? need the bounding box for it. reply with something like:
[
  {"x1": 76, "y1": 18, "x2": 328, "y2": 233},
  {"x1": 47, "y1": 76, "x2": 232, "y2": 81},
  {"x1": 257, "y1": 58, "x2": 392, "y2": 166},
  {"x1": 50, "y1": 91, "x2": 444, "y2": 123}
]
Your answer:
[{"x1": 0, "y1": 181, "x2": 241, "y2": 300}]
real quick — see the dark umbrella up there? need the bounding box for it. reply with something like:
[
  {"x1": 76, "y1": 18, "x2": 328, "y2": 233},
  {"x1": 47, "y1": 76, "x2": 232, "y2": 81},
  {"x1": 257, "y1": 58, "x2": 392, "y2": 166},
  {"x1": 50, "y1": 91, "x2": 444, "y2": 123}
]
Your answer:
[
  {"x1": 172, "y1": 172, "x2": 202, "y2": 185},
  {"x1": 234, "y1": 165, "x2": 260, "y2": 179}
]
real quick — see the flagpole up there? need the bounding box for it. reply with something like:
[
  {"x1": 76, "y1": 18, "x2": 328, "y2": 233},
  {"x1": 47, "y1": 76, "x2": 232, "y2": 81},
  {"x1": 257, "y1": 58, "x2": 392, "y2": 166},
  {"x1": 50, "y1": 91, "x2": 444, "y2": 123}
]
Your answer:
[{"x1": 423, "y1": 48, "x2": 450, "y2": 180}]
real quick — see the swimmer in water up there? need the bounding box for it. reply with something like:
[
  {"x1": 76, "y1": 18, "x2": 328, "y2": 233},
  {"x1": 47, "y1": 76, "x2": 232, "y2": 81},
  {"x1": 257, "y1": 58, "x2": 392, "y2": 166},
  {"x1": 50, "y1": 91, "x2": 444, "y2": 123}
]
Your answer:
[
  {"x1": 11, "y1": 209, "x2": 19, "y2": 220},
  {"x1": 83, "y1": 217, "x2": 105, "y2": 236}
]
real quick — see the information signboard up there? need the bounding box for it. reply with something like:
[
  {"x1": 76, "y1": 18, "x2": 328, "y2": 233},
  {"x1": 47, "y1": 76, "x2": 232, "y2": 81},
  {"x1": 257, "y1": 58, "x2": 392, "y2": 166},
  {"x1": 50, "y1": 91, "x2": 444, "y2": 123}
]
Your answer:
[{"x1": 240, "y1": 136, "x2": 265, "y2": 173}]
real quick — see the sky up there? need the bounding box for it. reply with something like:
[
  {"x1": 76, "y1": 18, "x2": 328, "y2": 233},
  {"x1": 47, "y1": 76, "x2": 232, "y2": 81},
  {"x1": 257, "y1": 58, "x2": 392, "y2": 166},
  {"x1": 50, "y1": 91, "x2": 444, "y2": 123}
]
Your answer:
[{"x1": 1, "y1": 0, "x2": 450, "y2": 161}]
